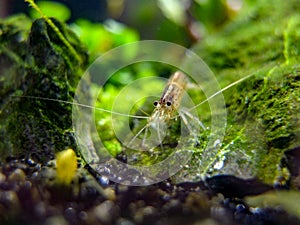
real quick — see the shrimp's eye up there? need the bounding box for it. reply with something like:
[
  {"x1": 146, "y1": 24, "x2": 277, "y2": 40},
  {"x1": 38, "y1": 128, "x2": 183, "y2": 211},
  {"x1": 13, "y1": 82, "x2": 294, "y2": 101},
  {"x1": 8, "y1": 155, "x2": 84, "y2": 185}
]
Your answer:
[
  {"x1": 153, "y1": 101, "x2": 159, "y2": 107},
  {"x1": 166, "y1": 101, "x2": 172, "y2": 107}
]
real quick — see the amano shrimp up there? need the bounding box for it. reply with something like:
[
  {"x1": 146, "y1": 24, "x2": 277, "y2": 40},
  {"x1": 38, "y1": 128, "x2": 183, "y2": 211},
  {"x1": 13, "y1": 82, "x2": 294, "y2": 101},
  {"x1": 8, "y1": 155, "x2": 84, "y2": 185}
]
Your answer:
[{"x1": 127, "y1": 71, "x2": 205, "y2": 149}]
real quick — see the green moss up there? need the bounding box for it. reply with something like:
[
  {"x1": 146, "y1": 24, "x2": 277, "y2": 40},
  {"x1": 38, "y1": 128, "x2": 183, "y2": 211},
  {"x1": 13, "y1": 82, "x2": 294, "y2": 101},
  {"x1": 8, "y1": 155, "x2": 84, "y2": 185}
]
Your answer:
[
  {"x1": 0, "y1": 15, "x2": 88, "y2": 163},
  {"x1": 186, "y1": 0, "x2": 300, "y2": 184},
  {"x1": 284, "y1": 15, "x2": 300, "y2": 64}
]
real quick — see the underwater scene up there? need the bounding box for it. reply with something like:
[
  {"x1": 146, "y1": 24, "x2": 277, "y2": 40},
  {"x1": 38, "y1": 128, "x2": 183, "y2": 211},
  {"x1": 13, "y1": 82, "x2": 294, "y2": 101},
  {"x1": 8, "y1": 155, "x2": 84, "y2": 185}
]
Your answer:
[{"x1": 0, "y1": 0, "x2": 300, "y2": 224}]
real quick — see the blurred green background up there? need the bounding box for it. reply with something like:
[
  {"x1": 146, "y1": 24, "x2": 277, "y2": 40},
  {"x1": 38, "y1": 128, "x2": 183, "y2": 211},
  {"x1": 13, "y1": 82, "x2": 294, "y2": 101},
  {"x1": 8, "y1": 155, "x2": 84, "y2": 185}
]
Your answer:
[{"x1": 0, "y1": 0, "x2": 242, "y2": 60}]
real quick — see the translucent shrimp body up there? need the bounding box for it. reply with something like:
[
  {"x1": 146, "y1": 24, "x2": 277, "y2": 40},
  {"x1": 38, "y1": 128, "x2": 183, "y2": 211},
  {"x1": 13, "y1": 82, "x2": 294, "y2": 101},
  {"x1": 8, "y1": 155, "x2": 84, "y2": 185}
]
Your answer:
[
  {"x1": 128, "y1": 71, "x2": 201, "y2": 149},
  {"x1": 150, "y1": 71, "x2": 187, "y2": 124}
]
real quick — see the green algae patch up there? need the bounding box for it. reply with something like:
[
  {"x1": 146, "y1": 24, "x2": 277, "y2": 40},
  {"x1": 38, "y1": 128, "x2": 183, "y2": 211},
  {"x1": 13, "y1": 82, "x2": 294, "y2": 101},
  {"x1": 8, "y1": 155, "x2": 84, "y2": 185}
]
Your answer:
[
  {"x1": 222, "y1": 67, "x2": 300, "y2": 184},
  {"x1": 284, "y1": 15, "x2": 300, "y2": 64},
  {"x1": 0, "y1": 15, "x2": 88, "y2": 163},
  {"x1": 182, "y1": 0, "x2": 300, "y2": 184}
]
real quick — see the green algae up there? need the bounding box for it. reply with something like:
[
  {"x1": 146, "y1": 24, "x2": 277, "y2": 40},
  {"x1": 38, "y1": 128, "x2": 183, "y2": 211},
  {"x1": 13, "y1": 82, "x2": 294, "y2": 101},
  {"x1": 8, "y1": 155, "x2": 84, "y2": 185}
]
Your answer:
[
  {"x1": 284, "y1": 15, "x2": 300, "y2": 64},
  {"x1": 0, "y1": 15, "x2": 88, "y2": 163},
  {"x1": 184, "y1": 0, "x2": 300, "y2": 184}
]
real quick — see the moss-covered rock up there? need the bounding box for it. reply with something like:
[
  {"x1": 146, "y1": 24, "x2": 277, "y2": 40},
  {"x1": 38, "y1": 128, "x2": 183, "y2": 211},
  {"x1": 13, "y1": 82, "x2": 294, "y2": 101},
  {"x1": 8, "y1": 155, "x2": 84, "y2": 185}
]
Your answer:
[
  {"x1": 0, "y1": 15, "x2": 88, "y2": 163},
  {"x1": 188, "y1": 0, "x2": 300, "y2": 184}
]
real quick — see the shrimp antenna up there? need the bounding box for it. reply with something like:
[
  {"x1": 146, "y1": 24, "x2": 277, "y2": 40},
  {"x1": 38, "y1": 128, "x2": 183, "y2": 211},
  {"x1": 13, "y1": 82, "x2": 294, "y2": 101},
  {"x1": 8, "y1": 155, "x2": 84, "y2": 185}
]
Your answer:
[
  {"x1": 13, "y1": 95, "x2": 148, "y2": 119},
  {"x1": 188, "y1": 71, "x2": 260, "y2": 112}
]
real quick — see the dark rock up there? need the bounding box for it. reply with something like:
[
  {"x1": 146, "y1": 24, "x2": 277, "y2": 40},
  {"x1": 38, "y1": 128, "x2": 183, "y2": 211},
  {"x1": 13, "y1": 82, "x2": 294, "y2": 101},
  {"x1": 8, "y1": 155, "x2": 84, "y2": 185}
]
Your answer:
[
  {"x1": 285, "y1": 146, "x2": 300, "y2": 189},
  {"x1": 206, "y1": 175, "x2": 273, "y2": 198}
]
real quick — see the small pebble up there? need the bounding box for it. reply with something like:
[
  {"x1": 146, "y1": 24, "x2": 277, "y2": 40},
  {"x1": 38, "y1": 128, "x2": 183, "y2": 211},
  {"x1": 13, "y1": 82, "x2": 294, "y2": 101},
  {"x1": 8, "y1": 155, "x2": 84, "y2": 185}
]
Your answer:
[
  {"x1": 0, "y1": 190, "x2": 20, "y2": 208},
  {"x1": 236, "y1": 204, "x2": 247, "y2": 213},
  {"x1": 78, "y1": 211, "x2": 88, "y2": 221},
  {"x1": 98, "y1": 175, "x2": 110, "y2": 187},
  {"x1": 64, "y1": 207, "x2": 76, "y2": 220},
  {"x1": 44, "y1": 216, "x2": 69, "y2": 225},
  {"x1": 103, "y1": 188, "x2": 116, "y2": 201},
  {"x1": 27, "y1": 158, "x2": 37, "y2": 166},
  {"x1": 116, "y1": 218, "x2": 135, "y2": 225},
  {"x1": 94, "y1": 200, "x2": 115, "y2": 224},
  {"x1": 35, "y1": 202, "x2": 46, "y2": 218},
  {"x1": 8, "y1": 168, "x2": 26, "y2": 182},
  {"x1": 0, "y1": 172, "x2": 6, "y2": 183}
]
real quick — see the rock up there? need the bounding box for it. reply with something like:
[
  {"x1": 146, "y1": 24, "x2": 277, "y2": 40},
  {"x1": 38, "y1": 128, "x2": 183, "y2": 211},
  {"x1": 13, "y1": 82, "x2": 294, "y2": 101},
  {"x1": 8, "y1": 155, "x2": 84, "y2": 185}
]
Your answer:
[{"x1": 0, "y1": 15, "x2": 88, "y2": 163}]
